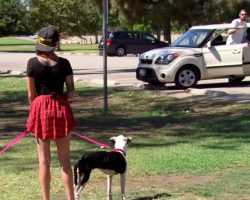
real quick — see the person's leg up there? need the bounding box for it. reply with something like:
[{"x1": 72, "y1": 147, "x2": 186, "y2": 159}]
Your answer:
[
  {"x1": 55, "y1": 135, "x2": 74, "y2": 200},
  {"x1": 36, "y1": 138, "x2": 51, "y2": 200}
]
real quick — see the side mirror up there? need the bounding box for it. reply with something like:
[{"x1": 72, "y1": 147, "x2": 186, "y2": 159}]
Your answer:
[{"x1": 207, "y1": 41, "x2": 212, "y2": 48}]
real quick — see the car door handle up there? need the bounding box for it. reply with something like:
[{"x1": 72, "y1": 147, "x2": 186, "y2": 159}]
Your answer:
[{"x1": 232, "y1": 50, "x2": 241, "y2": 54}]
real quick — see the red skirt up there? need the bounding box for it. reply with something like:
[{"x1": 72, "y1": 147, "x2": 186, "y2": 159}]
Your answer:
[{"x1": 26, "y1": 95, "x2": 76, "y2": 140}]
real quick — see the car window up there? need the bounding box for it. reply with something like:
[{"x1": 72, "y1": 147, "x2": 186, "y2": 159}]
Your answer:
[
  {"x1": 112, "y1": 32, "x2": 129, "y2": 39},
  {"x1": 127, "y1": 32, "x2": 140, "y2": 40},
  {"x1": 210, "y1": 30, "x2": 228, "y2": 46},
  {"x1": 211, "y1": 34, "x2": 224, "y2": 46},
  {"x1": 172, "y1": 29, "x2": 214, "y2": 48},
  {"x1": 142, "y1": 33, "x2": 156, "y2": 43}
]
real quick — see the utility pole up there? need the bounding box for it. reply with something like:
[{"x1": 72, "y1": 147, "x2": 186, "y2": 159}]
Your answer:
[{"x1": 103, "y1": 0, "x2": 108, "y2": 113}]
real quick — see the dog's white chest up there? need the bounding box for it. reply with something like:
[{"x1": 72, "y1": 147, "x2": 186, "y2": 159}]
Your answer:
[{"x1": 99, "y1": 169, "x2": 117, "y2": 176}]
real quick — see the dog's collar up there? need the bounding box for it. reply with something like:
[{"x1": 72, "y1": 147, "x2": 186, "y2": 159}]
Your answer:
[{"x1": 113, "y1": 148, "x2": 126, "y2": 157}]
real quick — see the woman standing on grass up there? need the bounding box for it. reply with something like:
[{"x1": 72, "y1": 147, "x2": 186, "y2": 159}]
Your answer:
[{"x1": 26, "y1": 26, "x2": 75, "y2": 200}]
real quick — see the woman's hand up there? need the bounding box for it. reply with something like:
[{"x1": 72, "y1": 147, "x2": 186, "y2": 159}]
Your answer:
[
  {"x1": 65, "y1": 75, "x2": 75, "y2": 100},
  {"x1": 27, "y1": 77, "x2": 36, "y2": 104}
]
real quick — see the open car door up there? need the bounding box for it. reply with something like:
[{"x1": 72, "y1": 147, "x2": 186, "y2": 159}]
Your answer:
[{"x1": 202, "y1": 42, "x2": 244, "y2": 77}]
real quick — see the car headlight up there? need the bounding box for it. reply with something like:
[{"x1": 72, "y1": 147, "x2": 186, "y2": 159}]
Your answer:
[{"x1": 155, "y1": 53, "x2": 179, "y2": 65}]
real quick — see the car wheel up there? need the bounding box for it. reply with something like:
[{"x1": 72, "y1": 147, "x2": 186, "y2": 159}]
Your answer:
[
  {"x1": 116, "y1": 47, "x2": 126, "y2": 56},
  {"x1": 228, "y1": 76, "x2": 245, "y2": 85},
  {"x1": 175, "y1": 66, "x2": 199, "y2": 89}
]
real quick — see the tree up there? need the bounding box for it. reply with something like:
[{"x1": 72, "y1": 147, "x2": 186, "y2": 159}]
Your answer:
[
  {"x1": 0, "y1": 0, "x2": 31, "y2": 36},
  {"x1": 28, "y1": 0, "x2": 102, "y2": 44},
  {"x1": 67, "y1": 0, "x2": 102, "y2": 44},
  {"x1": 105, "y1": 0, "x2": 241, "y2": 43}
]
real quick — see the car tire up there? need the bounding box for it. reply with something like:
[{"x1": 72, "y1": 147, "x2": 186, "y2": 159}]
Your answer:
[
  {"x1": 175, "y1": 66, "x2": 199, "y2": 89},
  {"x1": 228, "y1": 76, "x2": 245, "y2": 85},
  {"x1": 116, "y1": 47, "x2": 126, "y2": 56}
]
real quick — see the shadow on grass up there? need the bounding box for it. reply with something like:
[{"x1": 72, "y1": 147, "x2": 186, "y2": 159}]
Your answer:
[
  {"x1": 2, "y1": 77, "x2": 250, "y2": 147},
  {"x1": 133, "y1": 192, "x2": 172, "y2": 200},
  {"x1": 143, "y1": 80, "x2": 250, "y2": 91}
]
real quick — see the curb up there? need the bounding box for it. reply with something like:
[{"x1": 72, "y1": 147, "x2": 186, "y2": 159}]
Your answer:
[
  {"x1": 56, "y1": 51, "x2": 99, "y2": 56},
  {"x1": 186, "y1": 88, "x2": 228, "y2": 97},
  {"x1": 0, "y1": 70, "x2": 26, "y2": 76},
  {"x1": 0, "y1": 70, "x2": 11, "y2": 74},
  {"x1": 91, "y1": 78, "x2": 119, "y2": 86}
]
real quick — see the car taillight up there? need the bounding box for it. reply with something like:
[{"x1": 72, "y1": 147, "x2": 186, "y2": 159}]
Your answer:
[{"x1": 107, "y1": 39, "x2": 112, "y2": 46}]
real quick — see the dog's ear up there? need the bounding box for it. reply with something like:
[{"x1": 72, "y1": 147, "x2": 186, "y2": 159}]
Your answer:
[
  {"x1": 127, "y1": 137, "x2": 132, "y2": 144},
  {"x1": 110, "y1": 136, "x2": 116, "y2": 145}
]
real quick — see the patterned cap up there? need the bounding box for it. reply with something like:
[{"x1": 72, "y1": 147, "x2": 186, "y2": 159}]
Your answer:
[{"x1": 35, "y1": 26, "x2": 59, "y2": 52}]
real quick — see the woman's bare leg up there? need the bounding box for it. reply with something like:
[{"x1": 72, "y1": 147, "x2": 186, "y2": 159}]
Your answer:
[
  {"x1": 55, "y1": 135, "x2": 74, "y2": 200},
  {"x1": 36, "y1": 138, "x2": 51, "y2": 200}
]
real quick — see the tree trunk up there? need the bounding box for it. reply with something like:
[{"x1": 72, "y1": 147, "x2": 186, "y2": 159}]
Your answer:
[
  {"x1": 57, "y1": 42, "x2": 61, "y2": 51},
  {"x1": 95, "y1": 33, "x2": 99, "y2": 44},
  {"x1": 155, "y1": 29, "x2": 161, "y2": 40},
  {"x1": 162, "y1": 18, "x2": 171, "y2": 44}
]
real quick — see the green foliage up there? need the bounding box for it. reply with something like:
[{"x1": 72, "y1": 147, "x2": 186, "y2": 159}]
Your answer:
[
  {"x1": 2, "y1": 0, "x2": 250, "y2": 44},
  {"x1": 28, "y1": 0, "x2": 102, "y2": 37},
  {"x1": 132, "y1": 23, "x2": 153, "y2": 32},
  {"x1": 0, "y1": 0, "x2": 31, "y2": 36}
]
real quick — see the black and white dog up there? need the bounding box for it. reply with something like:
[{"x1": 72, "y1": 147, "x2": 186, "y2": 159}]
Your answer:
[{"x1": 74, "y1": 135, "x2": 132, "y2": 200}]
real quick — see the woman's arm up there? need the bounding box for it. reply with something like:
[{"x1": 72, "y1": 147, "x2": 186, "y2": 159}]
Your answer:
[
  {"x1": 27, "y1": 77, "x2": 36, "y2": 104},
  {"x1": 65, "y1": 74, "x2": 75, "y2": 100}
]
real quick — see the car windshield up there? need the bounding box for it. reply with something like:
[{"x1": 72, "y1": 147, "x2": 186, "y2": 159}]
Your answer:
[{"x1": 172, "y1": 29, "x2": 214, "y2": 48}]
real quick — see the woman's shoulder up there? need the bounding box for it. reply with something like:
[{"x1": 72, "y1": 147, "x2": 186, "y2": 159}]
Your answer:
[
  {"x1": 58, "y1": 57, "x2": 70, "y2": 63},
  {"x1": 58, "y1": 57, "x2": 71, "y2": 67},
  {"x1": 28, "y1": 57, "x2": 38, "y2": 64}
]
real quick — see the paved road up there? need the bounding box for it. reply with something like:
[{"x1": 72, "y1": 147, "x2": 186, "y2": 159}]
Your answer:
[
  {"x1": 0, "y1": 52, "x2": 140, "y2": 86},
  {"x1": 1, "y1": 52, "x2": 250, "y2": 102}
]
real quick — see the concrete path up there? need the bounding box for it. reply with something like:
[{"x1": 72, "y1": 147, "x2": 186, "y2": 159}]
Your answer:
[
  {"x1": 1, "y1": 52, "x2": 250, "y2": 103},
  {"x1": 0, "y1": 52, "x2": 140, "y2": 86}
]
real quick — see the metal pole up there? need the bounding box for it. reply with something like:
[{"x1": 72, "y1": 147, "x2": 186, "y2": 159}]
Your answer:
[{"x1": 103, "y1": 0, "x2": 108, "y2": 113}]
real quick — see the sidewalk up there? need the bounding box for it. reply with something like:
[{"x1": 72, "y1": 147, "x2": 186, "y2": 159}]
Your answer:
[
  {"x1": 2, "y1": 68, "x2": 250, "y2": 103},
  {"x1": 1, "y1": 52, "x2": 250, "y2": 103}
]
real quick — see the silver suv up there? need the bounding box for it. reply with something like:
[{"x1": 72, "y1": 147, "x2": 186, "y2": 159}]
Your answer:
[{"x1": 136, "y1": 23, "x2": 250, "y2": 88}]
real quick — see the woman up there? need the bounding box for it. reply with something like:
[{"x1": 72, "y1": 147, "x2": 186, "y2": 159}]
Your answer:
[{"x1": 26, "y1": 26, "x2": 75, "y2": 200}]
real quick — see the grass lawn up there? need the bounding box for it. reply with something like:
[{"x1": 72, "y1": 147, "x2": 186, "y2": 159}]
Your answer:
[
  {"x1": 1, "y1": 77, "x2": 250, "y2": 199},
  {"x1": 0, "y1": 37, "x2": 98, "y2": 53}
]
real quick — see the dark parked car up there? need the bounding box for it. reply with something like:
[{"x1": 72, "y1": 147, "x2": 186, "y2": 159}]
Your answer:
[{"x1": 98, "y1": 31, "x2": 169, "y2": 56}]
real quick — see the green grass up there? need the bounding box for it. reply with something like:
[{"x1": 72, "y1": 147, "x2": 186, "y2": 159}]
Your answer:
[
  {"x1": 1, "y1": 77, "x2": 250, "y2": 199},
  {"x1": 61, "y1": 43, "x2": 99, "y2": 52},
  {"x1": 0, "y1": 37, "x2": 98, "y2": 52}
]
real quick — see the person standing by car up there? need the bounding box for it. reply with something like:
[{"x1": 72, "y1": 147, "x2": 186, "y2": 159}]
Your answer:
[
  {"x1": 226, "y1": 9, "x2": 248, "y2": 45},
  {"x1": 26, "y1": 26, "x2": 75, "y2": 200}
]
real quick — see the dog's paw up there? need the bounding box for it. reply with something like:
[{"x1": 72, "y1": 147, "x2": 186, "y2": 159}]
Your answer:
[{"x1": 74, "y1": 193, "x2": 80, "y2": 200}]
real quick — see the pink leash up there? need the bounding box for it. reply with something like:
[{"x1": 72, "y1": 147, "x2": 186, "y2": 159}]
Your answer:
[
  {"x1": 72, "y1": 132, "x2": 110, "y2": 149},
  {"x1": 0, "y1": 131, "x2": 110, "y2": 155},
  {"x1": 0, "y1": 130, "x2": 29, "y2": 155}
]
